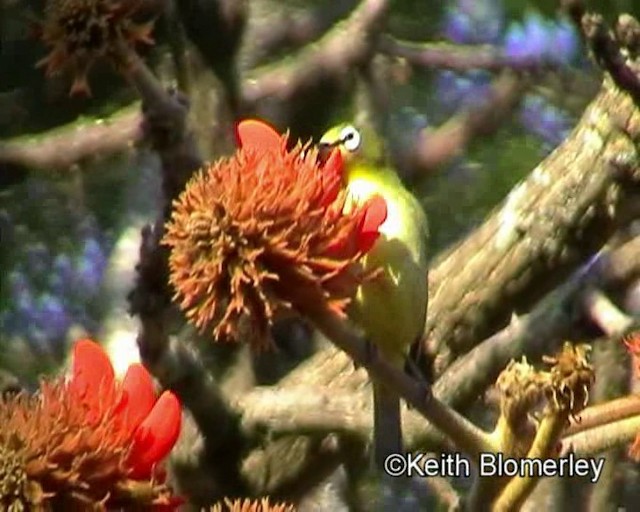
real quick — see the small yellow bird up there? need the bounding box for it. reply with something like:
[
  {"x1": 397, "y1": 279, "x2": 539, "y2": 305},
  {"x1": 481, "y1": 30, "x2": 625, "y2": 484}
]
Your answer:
[{"x1": 319, "y1": 122, "x2": 429, "y2": 468}]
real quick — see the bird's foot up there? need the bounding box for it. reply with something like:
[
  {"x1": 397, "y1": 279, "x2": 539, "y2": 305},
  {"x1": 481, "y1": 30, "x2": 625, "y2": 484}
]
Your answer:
[
  {"x1": 352, "y1": 338, "x2": 379, "y2": 371},
  {"x1": 404, "y1": 358, "x2": 432, "y2": 411}
]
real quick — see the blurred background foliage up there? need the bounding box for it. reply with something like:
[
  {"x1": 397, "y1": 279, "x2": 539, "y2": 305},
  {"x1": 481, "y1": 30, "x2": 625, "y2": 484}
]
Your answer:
[{"x1": 0, "y1": 0, "x2": 622, "y2": 382}]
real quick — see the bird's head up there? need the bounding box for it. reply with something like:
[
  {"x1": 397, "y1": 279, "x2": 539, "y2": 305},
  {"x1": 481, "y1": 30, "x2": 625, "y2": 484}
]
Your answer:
[{"x1": 318, "y1": 123, "x2": 364, "y2": 166}]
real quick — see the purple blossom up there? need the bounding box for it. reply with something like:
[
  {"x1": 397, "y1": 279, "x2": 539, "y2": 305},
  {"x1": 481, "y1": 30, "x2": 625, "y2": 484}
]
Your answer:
[
  {"x1": 443, "y1": 0, "x2": 504, "y2": 45},
  {"x1": 34, "y1": 293, "x2": 71, "y2": 340},
  {"x1": 73, "y1": 237, "x2": 107, "y2": 296},
  {"x1": 548, "y1": 18, "x2": 580, "y2": 65},
  {"x1": 504, "y1": 13, "x2": 579, "y2": 65},
  {"x1": 520, "y1": 95, "x2": 572, "y2": 151},
  {"x1": 49, "y1": 253, "x2": 75, "y2": 295},
  {"x1": 435, "y1": 70, "x2": 492, "y2": 113}
]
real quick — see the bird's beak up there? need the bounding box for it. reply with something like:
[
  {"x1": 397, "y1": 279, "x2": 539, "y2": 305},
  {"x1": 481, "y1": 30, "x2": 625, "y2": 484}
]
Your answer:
[{"x1": 317, "y1": 142, "x2": 336, "y2": 165}]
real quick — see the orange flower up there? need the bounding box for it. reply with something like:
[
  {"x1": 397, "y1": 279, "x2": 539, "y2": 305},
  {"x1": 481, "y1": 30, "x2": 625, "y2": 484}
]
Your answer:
[
  {"x1": 162, "y1": 119, "x2": 387, "y2": 348},
  {"x1": 34, "y1": 0, "x2": 155, "y2": 96},
  {"x1": 0, "y1": 339, "x2": 182, "y2": 510},
  {"x1": 69, "y1": 339, "x2": 182, "y2": 480}
]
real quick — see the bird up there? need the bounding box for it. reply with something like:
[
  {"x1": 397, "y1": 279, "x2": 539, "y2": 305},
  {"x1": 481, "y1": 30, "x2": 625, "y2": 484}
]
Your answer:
[{"x1": 318, "y1": 122, "x2": 429, "y2": 469}]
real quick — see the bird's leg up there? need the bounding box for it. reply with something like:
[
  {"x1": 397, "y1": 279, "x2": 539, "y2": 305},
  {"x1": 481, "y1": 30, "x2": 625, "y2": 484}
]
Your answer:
[
  {"x1": 351, "y1": 337, "x2": 379, "y2": 371},
  {"x1": 404, "y1": 346, "x2": 433, "y2": 411}
]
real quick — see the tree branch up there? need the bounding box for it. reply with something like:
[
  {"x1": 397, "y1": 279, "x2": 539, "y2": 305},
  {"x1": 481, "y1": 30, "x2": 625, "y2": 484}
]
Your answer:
[
  {"x1": 423, "y1": 80, "x2": 640, "y2": 378},
  {"x1": 379, "y1": 36, "x2": 555, "y2": 73},
  {"x1": 0, "y1": 105, "x2": 141, "y2": 172},
  {"x1": 405, "y1": 71, "x2": 526, "y2": 173},
  {"x1": 241, "y1": 0, "x2": 388, "y2": 112}
]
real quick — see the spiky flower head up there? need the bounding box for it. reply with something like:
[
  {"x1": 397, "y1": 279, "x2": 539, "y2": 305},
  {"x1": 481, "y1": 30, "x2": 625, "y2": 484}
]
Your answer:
[
  {"x1": 0, "y1": 339, "x2": 182, "y2": 510},
  {"x1": 496, "y1": 342, "x2": 594, "y2": 431},
  {"x1": 162, "y1": 119, "x2": 387, "y2": 349},
  {"x1": 211, "y1": 497, "x2": 296, "y2": 512},
  {"x1": 34, "y1": 0, "x2": 156, "y2": 96},
  {"x1": 542, "y1": 342, "x2": 594, "y2": 418},
  {"x1": 496, "y1": 356, "x2": 550, "y2": 426}
]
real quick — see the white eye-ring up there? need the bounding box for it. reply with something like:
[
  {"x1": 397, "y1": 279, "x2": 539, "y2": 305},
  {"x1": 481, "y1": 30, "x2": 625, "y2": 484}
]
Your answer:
[{"x1": 339, "y1": 125, "x2": 361, "y2": 152}]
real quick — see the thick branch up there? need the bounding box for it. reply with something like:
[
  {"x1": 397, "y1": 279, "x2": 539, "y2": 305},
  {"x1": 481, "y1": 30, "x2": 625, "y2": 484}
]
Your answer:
[
  {"x1": 0, "y1": 105, "x2": 141, "y2": 172},
  {"x1": 424, "y1": 80, "x2": 640, "y2": 378}
]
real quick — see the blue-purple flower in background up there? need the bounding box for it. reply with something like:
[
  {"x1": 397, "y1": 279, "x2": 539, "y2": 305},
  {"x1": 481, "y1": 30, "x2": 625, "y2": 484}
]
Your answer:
[
  {"x1": 519, "y1": 94, "x2": 573, "y2": 153},
  {"x1": 434, "y1": 69, "x2": 493, "y2": 114},
  {"x1": 1, "y1": 206, "x2": 112, "y2": 356},
  {"x1": 443, "y1": 0, "x2": 504, "y2": 44},
  {"x1": 504, "y1": 12, "x2": 579, "y2": 65}
]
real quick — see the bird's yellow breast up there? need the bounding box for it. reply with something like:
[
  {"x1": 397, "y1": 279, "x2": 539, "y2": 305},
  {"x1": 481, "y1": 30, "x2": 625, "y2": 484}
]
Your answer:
[{"x1": 344, "y1": 168, "x2": 429, "y2": 365}]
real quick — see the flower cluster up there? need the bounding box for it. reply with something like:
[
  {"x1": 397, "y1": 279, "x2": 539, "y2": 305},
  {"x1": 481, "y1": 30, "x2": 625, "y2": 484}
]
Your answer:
[
  {"x1": 162, "y1": 119, "x2": 387, "y2": 349},
  {"x1": 503, "y1": 12, "x2": 579, "y2": 65},
  {"x1": 0, "y1": 339, "x2": 182, "y2": 510},
  {"x1": 0, "y1": 210, "x2": 110, "y2": 356},
  {"x1": 34, "y1": 0, "x2": 156, "y2": 95},
  {"x1": 519, "y1": 94, "x2": 573, "y2": 154},
  {"x1": 443, "y1": 0, "x2": 504, "y2": 45},
  {"x1": 497, "y1": 342, "x2": 594, "y2": 427}
]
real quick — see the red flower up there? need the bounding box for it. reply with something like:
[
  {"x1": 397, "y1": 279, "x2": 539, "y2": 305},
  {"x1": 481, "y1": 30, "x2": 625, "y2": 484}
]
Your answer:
[
  {"x1": 162, "y1": 119, "x2": 387, "y2": 347},
  {"x1": 0, "y1": 338, "x2": 183, "y2": 510},
  {"x1": 235, "y1": 119, "x2": 387, "y2": 255},
  {"x1": 69, "y1": 339, "x2": 182, "y2": 480}
]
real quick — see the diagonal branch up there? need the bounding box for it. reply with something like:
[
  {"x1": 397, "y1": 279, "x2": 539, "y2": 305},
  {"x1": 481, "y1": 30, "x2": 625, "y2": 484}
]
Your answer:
[{"x1": 241, "y1": 0, "x2": 388, "y2": 110}]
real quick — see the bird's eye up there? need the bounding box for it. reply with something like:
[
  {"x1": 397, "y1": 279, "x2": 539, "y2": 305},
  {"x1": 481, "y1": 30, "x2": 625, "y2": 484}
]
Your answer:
[{"x1": 339, "y1": 125, "x2": 361, "y2": 152}]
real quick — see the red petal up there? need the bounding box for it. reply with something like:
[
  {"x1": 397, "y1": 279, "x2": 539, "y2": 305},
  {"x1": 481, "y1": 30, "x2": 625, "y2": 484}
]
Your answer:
[
  {"x1": 319, "y1": 148, "x2": 343, "y2": 206},
  {"x1": 118, "y1": 363, "x2": 156, "y2": 435},
  {"x1": 69, "y1": 339, "x2": 115, "y2": 407},
  {"x1": 128, "y1": 391, "x2": 182, "y2": 479},
  {"x1": 357, "y1": 195, "x2": 387, "y2": 253},
  {"x1": 236, "y1": 119, "x2": 282, "y2": 151},
  {"x1": 323, "y1": 147, "x2": 343, "y2": 180}
]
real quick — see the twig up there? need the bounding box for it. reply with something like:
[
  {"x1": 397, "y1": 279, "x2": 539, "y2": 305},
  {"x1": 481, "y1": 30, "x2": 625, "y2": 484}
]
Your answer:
[
  {"x1": 565, "y1": 394, "x2": 640, "y2": 436},
  {"x1": 561, "y1": 413, "x2": 640, "y2": 456},
  {"x1": 241, "y1": 0, "x2": 388, "y2": 110},
  {"x1": 581, "y1": 13, "x2": 640, "y2": 106},
  {"x1": 562, "y1": 0, "x2": 640, "y2": 105},
  {"x1": 303, "y1": 303, "x2": 495, "y2": 461},
  {"x1": 379, "y1": 36, "x2": 554, "y2": 73},
  {"x1": 175, "y1": 0, "x2": 246, "y2": 113},
  {"x1": 245, "y1": 0, "x2": 357, "y2": 68},
  {"x1": 583, "y1": 289, "x2": 635, "y2": 335},
  {"x1": 404, "y1": 70, "x2": 526, "y2": 173}
]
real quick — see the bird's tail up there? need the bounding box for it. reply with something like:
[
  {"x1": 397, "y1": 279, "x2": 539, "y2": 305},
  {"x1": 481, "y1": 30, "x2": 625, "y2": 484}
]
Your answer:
[{"x1": 372, "y1": 379, "x2": 402, "y2": 470}]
